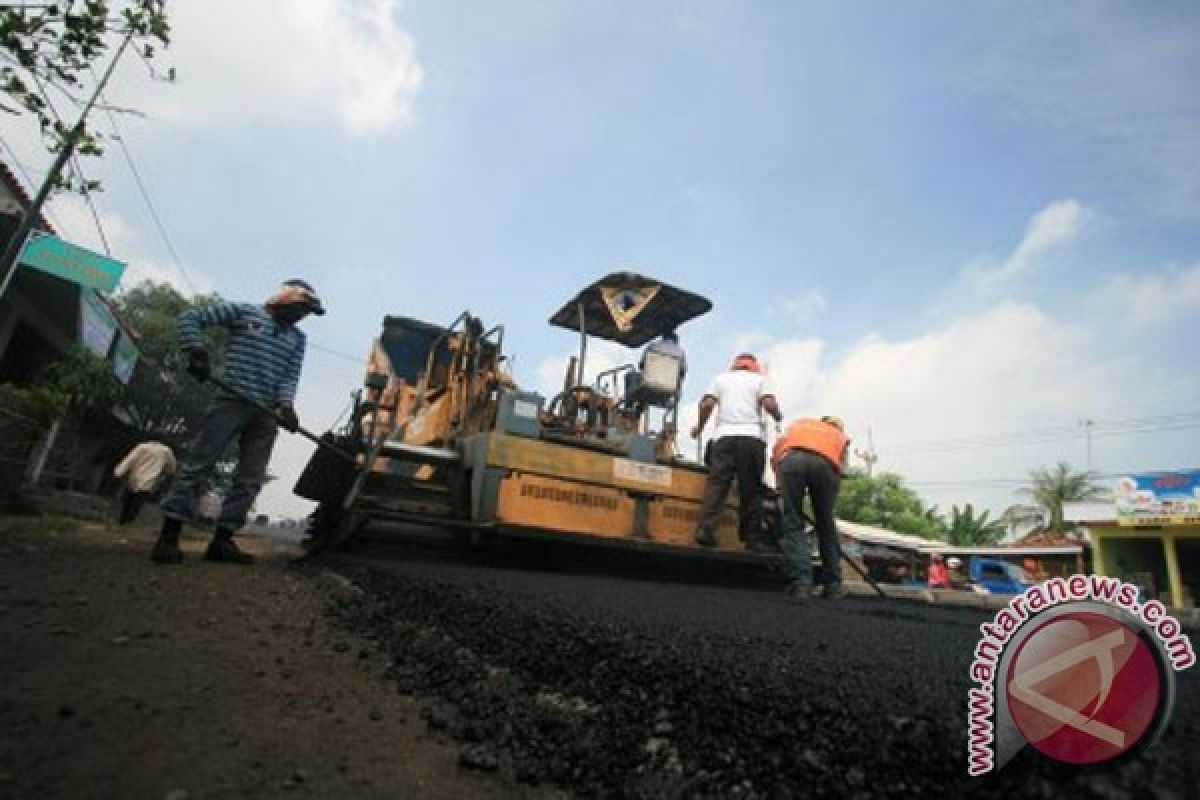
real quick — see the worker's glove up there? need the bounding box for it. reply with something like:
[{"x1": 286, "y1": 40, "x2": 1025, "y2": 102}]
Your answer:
[
  {"x1": 277, "y1": 405, "x2": 300, "y2": 433},
  {"x1": 184, "y1": 347, "x2": 210, "y2": 381}
]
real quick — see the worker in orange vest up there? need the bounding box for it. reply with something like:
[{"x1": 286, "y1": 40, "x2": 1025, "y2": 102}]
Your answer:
[{"x1": 771, "y1": 415, "x2": 851, "y2": 601}]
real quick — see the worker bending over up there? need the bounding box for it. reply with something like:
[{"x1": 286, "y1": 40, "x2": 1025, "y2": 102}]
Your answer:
[
  {"x1": 113, "y1": 439, "x2": 176, "y2": 525},
  {"x1": 151, "y1": 279, "x2": 324, "y2": 565},
  {"x1": 772, "y1": 415, "x2": 851, "y2": 600},
  {"x1": 690, "y1": 353, "x2": 781, "y2": 551}
]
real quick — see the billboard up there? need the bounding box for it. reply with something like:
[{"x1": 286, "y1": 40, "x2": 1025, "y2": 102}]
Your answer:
[
  {"x1": 79, "y1": 289, "x2": 118, "y2": 357},
  {"x1": 1115, "y1": 471, "x2": 1200, "y2": 527}
]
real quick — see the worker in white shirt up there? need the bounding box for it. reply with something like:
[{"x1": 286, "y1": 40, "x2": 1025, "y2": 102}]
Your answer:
[
  {"x1": 113, "y1": 440, "x2": 177, "y2": 525},
  {"x1": 689, "y1": 353, "x2": 782, "y2": 551}
]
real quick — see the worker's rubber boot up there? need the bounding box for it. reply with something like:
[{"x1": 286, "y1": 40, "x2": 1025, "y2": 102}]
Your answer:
[
  {"x1": 745, "y1": 537, "x2": 778, "y2": 555},
  {"x1": 784, "y1": 581, "x2": 810, "y2": 603},
  {"x1": 693, "y1": 527, "x2": 716, "y2": 547},
  {"x1": 204, "y1": 528, "x2": 255, "y2": 565},
  {"x1": 151, "y1": 518, "x2": 184, "y2": 565},
  {"x1": 820, "y1": 583, "x2": 847, "y2": 601}
]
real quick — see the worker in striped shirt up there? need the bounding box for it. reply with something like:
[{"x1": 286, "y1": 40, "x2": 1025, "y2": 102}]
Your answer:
[{"x1": 151, "y1": 279, "x2": 325, "y2": 565}]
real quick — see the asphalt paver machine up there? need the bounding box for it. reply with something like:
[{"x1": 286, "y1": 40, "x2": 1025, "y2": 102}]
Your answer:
[{"x1": 296, "y1": 272, "x2": 768, "y2": 556}]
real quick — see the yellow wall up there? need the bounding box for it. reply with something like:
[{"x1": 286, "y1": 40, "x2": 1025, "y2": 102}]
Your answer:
[{"x1": 1090, "y1": 524, "x2": 1200, "y2": 609}]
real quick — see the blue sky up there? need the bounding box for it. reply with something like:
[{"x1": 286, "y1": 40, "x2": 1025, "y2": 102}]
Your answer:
[{"x1": 6, "y1": 1, "x2": 1199, "y2": 521}]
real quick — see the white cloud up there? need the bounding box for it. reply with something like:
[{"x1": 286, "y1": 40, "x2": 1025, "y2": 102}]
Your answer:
[
  {"x1": 960, "y1": 199, "x2": 1088, "y2": 291},
  {"x1": 1088, "y1": 262, "x2": 1200, "y2": 328},
  {"x1": 130, "y1": 0, "x2": 424, "y2": 135},
  {"x1": 534, "y1": 340, "x2": 628, "y2": 401},
  {"x1": 43, "y1": 193, "x2": 213, "y2": 294},
  {"x1": 713, "y1": 298, "x2": 1198, "y2": 516},
  {"x1": 1002, "y1": 200, "x2": 1088, "y2": 279},
  {"x1": 813, "y1": 303, "x2": 1089, "y2": 443},
  {"x1": 773, "y1": 289, "x2": 827, "y2": 323}
]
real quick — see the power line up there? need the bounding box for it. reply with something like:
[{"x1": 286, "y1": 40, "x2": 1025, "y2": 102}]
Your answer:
[
  {"x1": 89, "y1": 80, "x2": 362, "y2": 369},
  {"x1": 307, "y1": 341, "x2": 364, "y2": 365},
  {"x1": 885, "y1": 411, "x2": 1200, "y2": 454},
  {"x1": 91, "y1": 79, "x2": 197, "y2": 295},
  {"x1": 27, "y1": 71, "x2": 112, "y2": 255},
  {"x1": 906, "y1": 467, "x2": 1196, "y2": 490},
  {"x1": 0, "y1": 135, "x2": 66, "y2": 232}
]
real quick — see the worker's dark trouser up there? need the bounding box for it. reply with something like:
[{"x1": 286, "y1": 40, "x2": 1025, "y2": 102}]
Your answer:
[
  {"x1": 696, "y1": 435, "x2": 765, "y2": 542},
  {"x1": 118, "y1": 488, "x2": 150, "y2": 525},
  {"x1": 777, "y1": 448, "x2": 842, "y2": 587},
  {"x1": 160, "y1": 395, "x2": 278, "y2": 532}
]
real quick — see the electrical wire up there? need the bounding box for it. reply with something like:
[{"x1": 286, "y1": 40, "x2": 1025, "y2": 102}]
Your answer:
[
  {"x1": 885, "y1": 411, "x2": 1200, "y2": 454},
  {"x1": 26, "y1": 70, "x2": 111, "y2": 253},
  {"x1": 307, "y1": 341, "x2": 364, "y2": 364},
  {"x1": 0, "y1": 134, "x2": 66, "y2": 232},
  {"x1": 91, "y1": 79, "x2": 197, "y2": 295}
]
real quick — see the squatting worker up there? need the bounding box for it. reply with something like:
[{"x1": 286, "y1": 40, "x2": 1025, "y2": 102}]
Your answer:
[
  {"x1": 113, "y1": 439, "x2": 176, "y2": 525},
  {"x1": 772, "y1": 415, "x2": 850, "y2": 600},
  {"x1": 151, "y1": 279, "x2": 325, "y2": 565},
  {"x1": 690, "y1": 353, "x2": 782, "y2": 551}
]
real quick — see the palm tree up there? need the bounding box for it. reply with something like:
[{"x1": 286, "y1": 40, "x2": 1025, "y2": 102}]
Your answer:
[
  {"x1": 1018, "y1": 462, "x2": 1110, "y2": 533},
  {"x1": 944, "y1": 503, "x2": 1007, "y2": 546},
  {"x1": 1000, "y1": 504, "x2": 1046, "y2": 539}
]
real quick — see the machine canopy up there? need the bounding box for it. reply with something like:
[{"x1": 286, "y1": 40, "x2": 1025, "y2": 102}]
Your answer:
[{"x1": 547, "y1": 272, "x2": 712, "y2": 347}]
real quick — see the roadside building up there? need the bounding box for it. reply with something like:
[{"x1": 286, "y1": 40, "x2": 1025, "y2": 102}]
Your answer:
[
  {"x1": 0, "y1": 160, "x2": 76, "y2": 384},
  {"x1": 1, "y1": 158, "x2": 141, "y2": 493},
  {"x1": 1066, "y1": 470, "x2": 1200, "y2": 610}
]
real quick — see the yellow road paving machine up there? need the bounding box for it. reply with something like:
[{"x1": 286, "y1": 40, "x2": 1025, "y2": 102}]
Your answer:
[{"x1": 296, "y1": 272, "x2": 761, "y2": 556}]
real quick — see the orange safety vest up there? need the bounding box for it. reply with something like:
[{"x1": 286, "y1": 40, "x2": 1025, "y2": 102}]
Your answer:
[{"x1": 772, "y1": 418, "x2": 849, "y2": 472}]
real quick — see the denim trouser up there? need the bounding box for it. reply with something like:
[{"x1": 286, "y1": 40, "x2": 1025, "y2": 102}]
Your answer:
[
  {"x1": 160, "y1": 394, "x2": 278, "y2": 532},
  {"x1": 777, "y1": 448, "x2": 842, "y2": 587}
]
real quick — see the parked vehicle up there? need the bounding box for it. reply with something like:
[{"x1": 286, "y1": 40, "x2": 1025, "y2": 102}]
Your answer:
[{"x1": 968, "y1": 557, "x2": 1035, "y2": 594}]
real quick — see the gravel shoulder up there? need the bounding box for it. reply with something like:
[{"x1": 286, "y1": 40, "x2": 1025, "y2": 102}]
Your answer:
[{"x1": 0, "y1": 515, "x2": 551, "y2": 800}]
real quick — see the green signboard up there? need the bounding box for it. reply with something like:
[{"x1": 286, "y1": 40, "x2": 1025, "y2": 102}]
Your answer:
[{"x1": 18, "y1": 233, "x2": 126, "y2": 292}]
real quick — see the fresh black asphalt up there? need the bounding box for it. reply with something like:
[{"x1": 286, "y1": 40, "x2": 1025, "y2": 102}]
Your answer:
[{"x1": 314, "y1": 537, "x2": 1200, "y2": 799}]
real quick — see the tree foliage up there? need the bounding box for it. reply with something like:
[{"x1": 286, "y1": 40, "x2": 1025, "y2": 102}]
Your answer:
[
  {"x1": 37, "y1": 343, "x2": 120, "y2": 422},
  {"x1": 1018, "y1": 461, "x2": 1110, "y2": 533},
  {"x1": 999, "y1": 503, "x2": 1045, "y2": 538},
  {"x1": 0, "y1": 0, "x2": 171, "y2": 192},
  {"x1": 834, "y1": 470, "x2": 948, "y2": 539},
  {"x1": 944, "y1": 503, "x2": 1007, "y2": 547},
  {"x1": 114, "y1": 280, "x2": 224, "y2": 446}
]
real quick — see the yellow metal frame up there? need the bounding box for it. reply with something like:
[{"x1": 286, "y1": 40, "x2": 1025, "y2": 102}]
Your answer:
[{"x1": 485, "y1": 432, "x2": 742, "y2": 550}]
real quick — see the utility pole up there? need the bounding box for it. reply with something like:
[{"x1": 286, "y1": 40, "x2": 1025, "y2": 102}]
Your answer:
[
  {"x1": 0, "y1": 28, "x2": 136, "y2": 299},
  {"x1": 855, "y1": 426, "x2": 878, "y2": 477},
  {"x1": 1080, "y1": 418, "x2": 1095, "y2": 471}
]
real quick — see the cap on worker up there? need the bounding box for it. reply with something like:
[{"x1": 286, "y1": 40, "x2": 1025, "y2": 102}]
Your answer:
[
  {"x1": 820, "y1": 415, "x2": 845, "y2": 431},
  {"x1": 731, "y1": 353, "x2": 763, "y2": 373},
  {"x1": 267, "y1": 279, "x2": 325, "y2": 316}
]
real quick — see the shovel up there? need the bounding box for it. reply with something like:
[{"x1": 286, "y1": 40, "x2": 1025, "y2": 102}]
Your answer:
[{"x1": 202, "y1": 373, "x2": 357, "y2": 465}]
